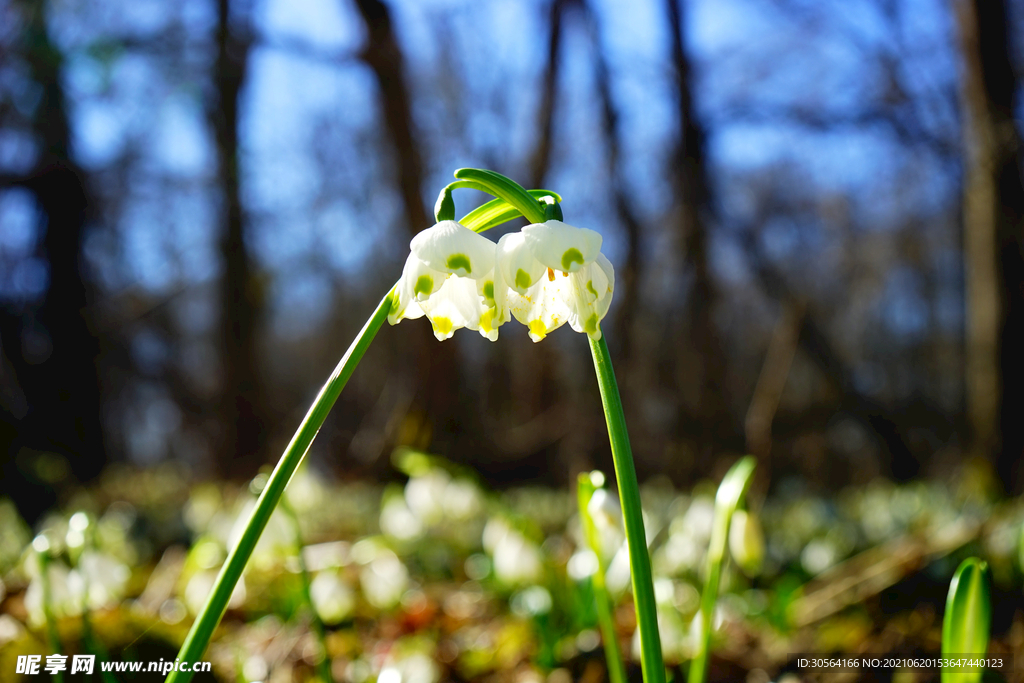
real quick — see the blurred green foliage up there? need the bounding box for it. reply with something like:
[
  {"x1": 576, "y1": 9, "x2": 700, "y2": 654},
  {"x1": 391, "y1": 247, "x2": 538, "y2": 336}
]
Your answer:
[{"x1": 0, "y1": 457, "x2": 1020, "y2": 682}]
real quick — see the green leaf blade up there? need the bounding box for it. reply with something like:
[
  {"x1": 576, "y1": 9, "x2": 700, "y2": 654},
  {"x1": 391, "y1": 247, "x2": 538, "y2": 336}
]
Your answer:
[
  {"x1": 454, "y1": 168, "x2": 548, "y2": 224},
  {"x1": 460, "y1": 189, "x2": 562, "y2": 232},
  {"x1": 941, "y1": 557, "x2": 992, "y2": 683}
]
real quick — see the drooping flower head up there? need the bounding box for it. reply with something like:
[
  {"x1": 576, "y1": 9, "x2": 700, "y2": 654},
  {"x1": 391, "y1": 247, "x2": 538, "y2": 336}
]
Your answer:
[
  {"x1": 495, "y1": 220, "x2": 614, "y2": 342},
  {"x1": 389, "y1": 220, "x2": 503, "y2": 341}
]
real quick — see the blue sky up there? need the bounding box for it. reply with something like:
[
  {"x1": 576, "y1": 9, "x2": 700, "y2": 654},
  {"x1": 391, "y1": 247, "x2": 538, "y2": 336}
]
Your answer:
[{"x1": 0, "y1": 0, "x2": 969, "y2": 347}]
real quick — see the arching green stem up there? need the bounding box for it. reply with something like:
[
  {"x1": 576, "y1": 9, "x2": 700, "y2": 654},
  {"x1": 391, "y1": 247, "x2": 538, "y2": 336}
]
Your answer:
[
  {"x1": 166, "y1": 288, "x2": 395, "y2": 683},
  {"x1": 454, "y1": 168, "x2": 548, "y2": 223},
  {"x1": 459, "y1": 188, "x2": 561, "y2": 232}
]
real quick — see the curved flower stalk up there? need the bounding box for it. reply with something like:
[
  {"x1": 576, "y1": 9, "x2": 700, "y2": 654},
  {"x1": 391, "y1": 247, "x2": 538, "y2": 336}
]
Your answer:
[
  {"x1": 389, "y1": 220, "x2": 503, "y2": 341},
  {"x1": 167, "y1": 169, "x2": 659, "y2": 683},
  {"x1": 496, "y1": 221, "x2": 615, "y2": 342}
]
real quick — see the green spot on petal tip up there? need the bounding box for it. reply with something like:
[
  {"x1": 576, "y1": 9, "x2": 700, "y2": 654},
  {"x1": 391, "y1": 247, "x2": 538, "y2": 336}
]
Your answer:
[
  {"x1": 483, "y1": 281, "x2": 494, "y2": 300},
  {"x1": 515, "y1": 269, "x2": 532, "y2": 290},
  {"x1": 446, "y1": 254, "x2": 471, "y2": 274},
  {"x1": 414, "y1": 275, "x2": 434, "y2": 298}
]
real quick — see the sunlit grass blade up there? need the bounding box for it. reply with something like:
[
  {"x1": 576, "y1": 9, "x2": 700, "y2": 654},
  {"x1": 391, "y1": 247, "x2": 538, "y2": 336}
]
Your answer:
[
  {"x1": 588, "y1": 335, "x2": 665, "y2": 683},
  {"x1": 461, "y1": 189, "x2": 562, "y2": 233},
  {"x1": 577, "y1": 471, "x2": 627, "y2": 683},
  {"x1": 941, "y1": 557, "x2": 991, "y2": 683},
  {"x1": 688, "y1": 455, "x2": 757, "y2": 683},
  {"x1": 166, "y1": 288, "x2": 395, "y2": 683}
]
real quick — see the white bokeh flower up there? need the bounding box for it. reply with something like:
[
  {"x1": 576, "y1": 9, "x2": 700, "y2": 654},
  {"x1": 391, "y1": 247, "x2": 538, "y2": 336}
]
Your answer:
[
  {"x1": 389, "y1": 220, "x2": 503, "y2": 341},
  {"x1": 495, "y1": 220, "x2": 614, "y2": 342}
]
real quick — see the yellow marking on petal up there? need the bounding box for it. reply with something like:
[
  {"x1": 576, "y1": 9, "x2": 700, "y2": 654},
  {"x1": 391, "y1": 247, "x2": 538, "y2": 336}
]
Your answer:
[
  {"x1": 561, "y1": 248, "x2": 584, "y2": 271},
  {"x1": 547, "y1": 268, "x2": 556, "y2": 281},
  {"x1": 431, "y1": 316, "x2": 453, "y2": 337},
  {"x1": 446, "y1": 254, "x2": 471, "y2": 274},
  {"x1": 480, "y1": 308, "x2": 495, "y2": 332},
  {"x1": 528, "y1": 319, "x2": 547, "y2": 340}
]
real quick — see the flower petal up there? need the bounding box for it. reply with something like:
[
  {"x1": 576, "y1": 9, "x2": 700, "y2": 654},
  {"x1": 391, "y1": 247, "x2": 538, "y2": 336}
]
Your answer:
[
  {"x1": 476, "y1": 267, "x2": 505, "y2": 341},
  {"x1": 496, "y1": 232, "x2": 546, "y2": 295},
  {"x1": 507, "y1": 276, "x2": 573, "y2": 343},
  {"x1": 419, "y1": 275, "x2": 492, "y2": 341},
  {"x1": 410, "y1": 220, "x2": 495, "y2": 278},
  {"x1": 405, "y1": 254, "x2": 446, "y2": 302},
  {"x1": 522, "y1": 220, "x2": 603, "y2": 273},
  {"x1": 389, "y1": 253, "x2": 427, "y2": 325},
  {"x1": 568, "y1": 254, "x2": 614, "y2": 340}
]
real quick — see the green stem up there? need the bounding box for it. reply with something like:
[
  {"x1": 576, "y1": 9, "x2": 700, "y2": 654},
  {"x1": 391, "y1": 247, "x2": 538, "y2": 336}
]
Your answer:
[
  {"x1": 280, "y1": 498, "x2": 334, "y2": 683},
  {"x1": 577, "y1": 474, "x2": 627, "y2": 683},
  {"x1": 588, "y1": 336, "x2": 664, "y2": 683},
  {"x1": 166, "y1": 289, "x2": 395, "y2": 683},
  {"x1": 74, "y1": 554, "x2": 117, "y2": 683}
]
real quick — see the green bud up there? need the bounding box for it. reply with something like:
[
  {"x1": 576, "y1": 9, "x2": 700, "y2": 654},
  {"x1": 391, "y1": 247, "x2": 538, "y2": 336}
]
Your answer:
[
  {"x1": 434, "y1": 186, "x2": 456, "y2": 222},
  {"x1": 543, "y1": 197, "x2": 563, "y2": 221}
]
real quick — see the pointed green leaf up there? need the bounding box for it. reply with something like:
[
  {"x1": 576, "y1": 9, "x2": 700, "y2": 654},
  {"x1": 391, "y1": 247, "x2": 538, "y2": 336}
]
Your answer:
[
  {"x1": 460, "y1": 189, "x2": 561, "y2": 232},
  {"x1": 941, "y1": 557, "x2": 991, "y2": 683},
  {"x1": 690, "y1": 455, "x2": 757, "y2": 683}
]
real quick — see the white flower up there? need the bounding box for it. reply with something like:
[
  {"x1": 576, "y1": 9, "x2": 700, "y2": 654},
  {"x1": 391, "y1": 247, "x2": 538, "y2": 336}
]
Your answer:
[
  {"x1": 495, "y1": 220, "x2": 614, "y2": 342},
  {"x1": 389, "y1": 220, "x2": 503, "y2": 341}
]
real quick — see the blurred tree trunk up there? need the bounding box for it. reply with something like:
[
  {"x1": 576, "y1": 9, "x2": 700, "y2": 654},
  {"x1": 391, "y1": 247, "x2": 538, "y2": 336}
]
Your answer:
[
  {"x1": 665, "y1": 0, "x2": 733, "y2": 452},
  {"x1": 352, "y1": 0, "x2": 462, "y2": 449},
  {"x1": 211, "y1": 0, "x2": 267, "y2": 478},
  {"x1": 952, "y1": 0, "x2": 1024, "y2": 490},
  {"x1": 0, "y1": 0, "x2": 106, "y2": 520},
  {"x1": 527, "y1": 0, "x2": 568, "y2": 190},
  {"x1": 352, "y1": 0, "x2": 430, "y2": 236}
]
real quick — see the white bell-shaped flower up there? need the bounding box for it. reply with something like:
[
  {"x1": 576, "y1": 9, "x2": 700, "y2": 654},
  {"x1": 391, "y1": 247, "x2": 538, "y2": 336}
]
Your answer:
[
  {"x1": 389, "y1": 220, "x2": 503, "y2": 341},
  {"x1": 495, "y1": 221, "x2": 614, "y2": 342}
]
